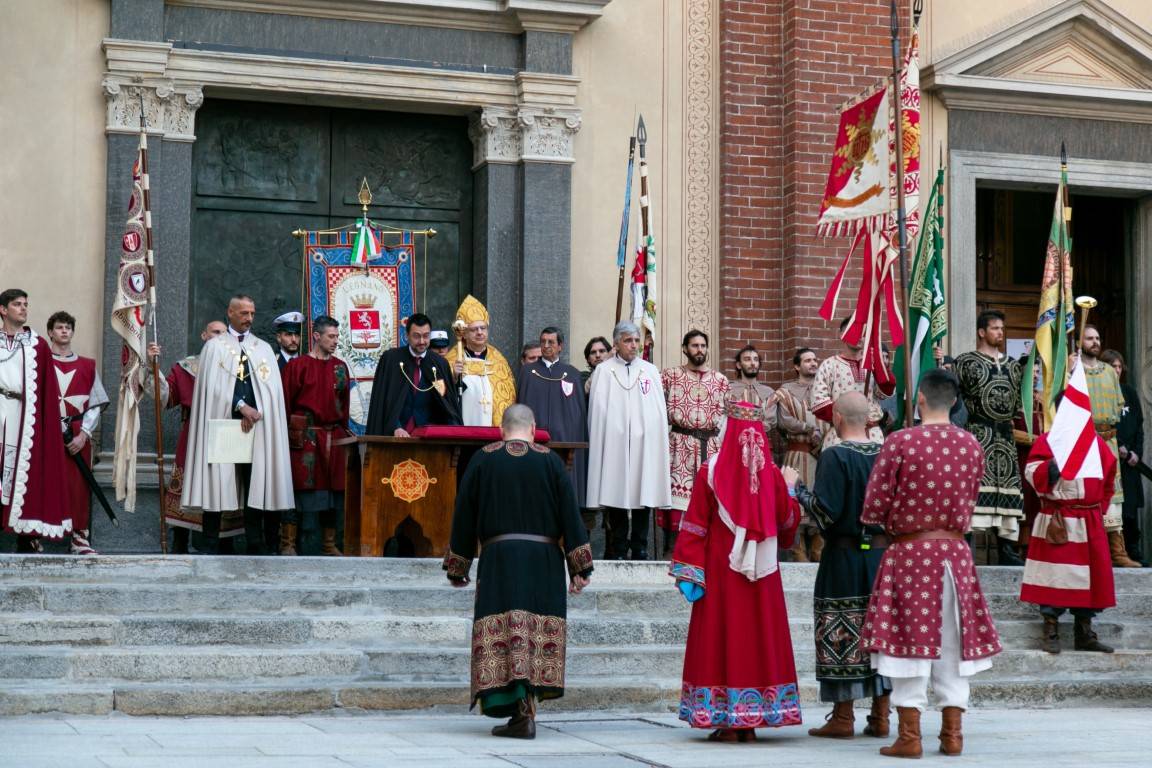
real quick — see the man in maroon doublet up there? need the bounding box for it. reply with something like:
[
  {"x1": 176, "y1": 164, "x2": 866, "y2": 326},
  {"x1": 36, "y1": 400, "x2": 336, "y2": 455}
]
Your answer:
[
  {"x1": 281, "y1": 315, "x2": 352, "y2": 556},
  {"x1": 47, "y1": 311, "x2": 109, "y2": 554},
  {"x1": 0, "y1": 289, "x2": 70, "y2": 551}
]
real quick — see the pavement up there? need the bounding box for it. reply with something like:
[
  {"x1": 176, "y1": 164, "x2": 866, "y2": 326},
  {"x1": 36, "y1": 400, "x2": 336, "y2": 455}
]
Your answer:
[{"x1": 0, "y1": 707, "x2": 1149, "y2": 768}]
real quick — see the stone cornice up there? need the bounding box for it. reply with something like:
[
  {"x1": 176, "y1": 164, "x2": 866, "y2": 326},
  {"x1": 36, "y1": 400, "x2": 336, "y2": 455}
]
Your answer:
[
  {"x1": 167, "y1": 0, "x2": 613, "y2": 34},
  {"x1": 927, "y1": 73, "x2": 1152, "y2": 124}
]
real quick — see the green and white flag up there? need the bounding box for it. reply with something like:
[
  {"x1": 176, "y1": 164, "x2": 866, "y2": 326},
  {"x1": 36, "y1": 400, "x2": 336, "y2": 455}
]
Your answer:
[{"x1": 895, "y1": 166, "x2": 947, "y2": 425}]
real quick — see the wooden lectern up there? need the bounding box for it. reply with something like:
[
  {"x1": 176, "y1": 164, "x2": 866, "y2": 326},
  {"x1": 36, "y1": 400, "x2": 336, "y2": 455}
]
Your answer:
[{"x1": 338, "y1": 434, "x2": 584, "y2": 557}]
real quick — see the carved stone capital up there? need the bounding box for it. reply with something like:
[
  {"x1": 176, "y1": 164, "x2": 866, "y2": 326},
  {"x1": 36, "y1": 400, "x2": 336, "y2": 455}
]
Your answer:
[
  {"x1": 102, "y1": 77, "x2": 204, "y2": 142},
  {"x1": 468, "y1": 106, "x2": 522, "y2": 169},
  {"x1": 517, "y1": 106, "x2": 581, "y2": 164}
]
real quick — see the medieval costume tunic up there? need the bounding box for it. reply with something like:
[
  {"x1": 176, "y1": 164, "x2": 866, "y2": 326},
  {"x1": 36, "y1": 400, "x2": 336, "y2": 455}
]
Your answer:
[
  {"x1": 810, "y1": 355, "x2": 890, "y2": 449},
  {"x1": 516, "y1": 357, "x2": 588, "y2": 507},
  {"x1": 1083, "y1": 361, "x2": 1125, "y2": 531},
  {"x1": 365, "y1": 345, "x2": 460, "y2": 435},
  {"x1": 446, "y1": 295, "x2": 515, "y2": 427},
  {"x1": 728, "y1": 378, "x2": 779, "y2": 434},
  {"x1": 283, "y1": 354, "x2": 352, "y2": 552},
  {"x1": 953, "y1": 351, "x2": 1026, "y2": 540},
  {"x1": 52, "y1": 351, "x2": 109, "y2": 552},
  {"x1": 181, "y1": 331, "x2": 294, "y2": 539},
  {"x1": 669, "y1": 402, "x2": 802, "y2": 733},
  {"x1": 777, "y1": 378, "x2": 825, "y2": 561},
  {"x1": 1020, "y1": 433, "x2": 1117, "y2": 615},
  {"x1": 444, "y1": 439, "x2": 593, "y2": 717},
  {"x1": 795, "y1": 440, "x2": 889, "y2": 703},
  {"x1": 660, "y1": 366, "x2": 729, "y2": 530},
  {"x1": 586, "y1": 353, "x2": 671, "y2": 558},
  {"x1": 0, "y1": 328, "x2": 70, "y2": 539},
  {"x1": 860, "y1": 425, "x2": 1002, "y2": 710}
]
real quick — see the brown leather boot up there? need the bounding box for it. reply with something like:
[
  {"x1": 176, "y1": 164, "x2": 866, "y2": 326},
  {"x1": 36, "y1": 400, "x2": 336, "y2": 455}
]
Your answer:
[
  {"x1": 321, "y1": 527, "x2": 342, "y2": 556},
  {"x1": 790, "y1": 534, "x2": 810, "y2": 563},
  {"x1": 279, "y1": 523, "x2": 298, "y2": 556},
  {"x1": 1073, "y1": 616, "x2": 1114, "y2": 653},
  {"x1": 939, "y1": 706, "x2": 963, "y2": 756},
  {"x1": 809, "y1": 531, "x2": 825, "y2": 562},
  {"x1": 492, "y1": 698, "x2": 536, "y2": 739},
  {"x1": 864, "y1": 694, "x2": 890, "y2": 737},
  {"x1": 1041, "y1": 615, "x2": 1061, "y2": 654},
  {"x1": 809, "y1": 699, "x2": 855, "y2": 738},
  {"x1": 1109, "y1": 530, "x2": 1142, "y2": 567},
  {"x1": 879, "y1": 706, "x2": 922, "y2": 759}
]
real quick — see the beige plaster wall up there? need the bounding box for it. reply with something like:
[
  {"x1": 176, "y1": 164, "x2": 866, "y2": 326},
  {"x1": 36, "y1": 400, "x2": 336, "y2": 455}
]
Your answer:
[
  {"x1": 0, "y1": 0, "x2": 109, "y2": 359},
  {"x1": 570, "y1": 0, "x2": 719, "y2": 368}
]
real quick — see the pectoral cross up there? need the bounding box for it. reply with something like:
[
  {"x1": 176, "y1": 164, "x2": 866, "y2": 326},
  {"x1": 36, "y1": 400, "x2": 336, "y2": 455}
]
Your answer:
[{"x1": 235, "y1": 354, "x2": 249, "y2": 382}]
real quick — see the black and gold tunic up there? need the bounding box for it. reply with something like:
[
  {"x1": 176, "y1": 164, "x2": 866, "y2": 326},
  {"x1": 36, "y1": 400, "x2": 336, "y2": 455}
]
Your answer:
[{"x1": 444, "y1": 439, "x2": 593, "y2": 717}]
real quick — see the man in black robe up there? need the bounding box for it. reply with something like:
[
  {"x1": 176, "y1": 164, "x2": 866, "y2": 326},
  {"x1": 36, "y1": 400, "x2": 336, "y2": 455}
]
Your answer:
[
  {"x1": 790, "y1": 390, "x2": 892, "y2": 739},
  {"x1": 444, "y1": 404, "x2": 593, "y2": 739},
  {"x1": 516, "y1": 327, "x2": 588, "y2": 509},
  {"x1": 365, "y1": 313, "x2": 460, "y2": 435}
]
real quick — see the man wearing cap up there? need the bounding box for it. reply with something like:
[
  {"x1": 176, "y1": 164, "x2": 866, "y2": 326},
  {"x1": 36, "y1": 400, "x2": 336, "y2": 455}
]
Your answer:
[
  {"x1": 430, "y1": 330, "x2": 451, "y2": 358},
  {"x1": 446, "y1": 295, "x2": 516, "y2": 427},
  {"x1": 274, "y1": 311, "x2": 303, "y2": 371}
]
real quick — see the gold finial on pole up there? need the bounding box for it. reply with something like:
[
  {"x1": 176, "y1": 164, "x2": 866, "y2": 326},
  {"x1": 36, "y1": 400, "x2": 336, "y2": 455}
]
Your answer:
[
  {"x1": 358, "y1": 177, "x2": 373, "y2": 218},
  {"x1": 1075, "y1": 295, "x2": 1097, "y2": 349},
  {"x1": 452, "y1": 317, "x2": 467, "y2": 361}
]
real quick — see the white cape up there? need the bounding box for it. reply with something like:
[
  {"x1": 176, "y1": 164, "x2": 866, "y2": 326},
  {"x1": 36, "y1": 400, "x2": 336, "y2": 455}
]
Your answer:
[
  {"x1": 181, "y1": 333, "x2": 294, "y2": 512},
  {"x1": 585, "y1": 354, "x2": 671, "y2": 509}
]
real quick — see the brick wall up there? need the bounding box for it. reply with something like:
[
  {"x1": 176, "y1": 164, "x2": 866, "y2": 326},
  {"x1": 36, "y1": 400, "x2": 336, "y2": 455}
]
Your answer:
[{"x1": 719, "y1": 0, "x2": 911, "y2": 384}]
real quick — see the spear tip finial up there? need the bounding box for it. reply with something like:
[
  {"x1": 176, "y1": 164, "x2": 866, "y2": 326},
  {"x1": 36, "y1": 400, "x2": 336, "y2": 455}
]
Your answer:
[
  {"x1": 636, "y1": 114, "x2": 647, "y2": 145},
  {"x1": 1060, "y1": 141, "x2": 1068, "y2": 166}
]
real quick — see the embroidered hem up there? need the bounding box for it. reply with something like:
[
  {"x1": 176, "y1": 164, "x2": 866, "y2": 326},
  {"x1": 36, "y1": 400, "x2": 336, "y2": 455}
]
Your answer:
[
  {"x1": 471, "y1": 610, "x2": 567, "y2": 700},
  {"x1": 668, "y1": 560, "x2": 705, "y2": 587},
  {"x1": 814, "y1": 595, "x2": 873, "y2": 681},
  {"x1": 679, "y1": 683, "x2": 802, "y2": 729},
  {"x1": 566, "y1": 543, "x2": 593, "y2": 575},
  {"x1": 443, "y1": 550, "x2": 473, "y2": 581}
]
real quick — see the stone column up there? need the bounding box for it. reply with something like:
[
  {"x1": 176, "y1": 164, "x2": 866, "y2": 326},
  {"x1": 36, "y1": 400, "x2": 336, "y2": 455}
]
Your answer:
[{"x1": 100, "y1": 78, "x2": 203, "y2": 455}]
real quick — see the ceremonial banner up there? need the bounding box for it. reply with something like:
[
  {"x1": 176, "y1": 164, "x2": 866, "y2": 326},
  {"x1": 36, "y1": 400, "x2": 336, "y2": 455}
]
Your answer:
[
  {"x1": 1048, "y1": 358, "x2": 1102, "y2": 480},
  {"x1": 816, "y1": 85, "x2": 891, "y2": 237},
  {"x1": 1021, "y1": 160, "x2": 1075, "y2": 432},
  {"x1": 110, "y1": 131, "x2": 153, "y2": 511},
  {"x1": 304, "y1": 229, "x2": 415, "y2": 434}
]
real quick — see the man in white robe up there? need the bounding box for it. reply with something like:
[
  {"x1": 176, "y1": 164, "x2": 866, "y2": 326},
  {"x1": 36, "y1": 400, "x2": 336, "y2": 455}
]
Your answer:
[
  {"x1": 586, "y1": 321, "x2": 671, "y2": 560},
  {"x1": 181, "y1": 295, "x2": 294, "y2": 554}
]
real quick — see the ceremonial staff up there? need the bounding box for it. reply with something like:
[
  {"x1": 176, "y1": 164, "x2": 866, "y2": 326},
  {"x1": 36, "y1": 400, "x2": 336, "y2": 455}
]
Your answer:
[
  {"x1": 893, "y1": 0, "x2": 921, "y2": 427},
  {"x1": 139, "y1": 104, "x2": 169, "y2": 553},
  {"x1": 615, "y1": 135, "x2": 636, "y2": 324},
  {"x1": 1061, "y1": 142, "x2": 1074, "y2": 352},
  {"x1": 634, "y1": 115, "x2": 656, "y2": 362}
]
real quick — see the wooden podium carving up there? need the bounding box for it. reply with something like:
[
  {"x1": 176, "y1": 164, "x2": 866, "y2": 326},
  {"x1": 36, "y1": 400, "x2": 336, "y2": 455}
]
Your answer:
[{"x1": 339, "y1": 435, "x2": 583, "y2": 557}]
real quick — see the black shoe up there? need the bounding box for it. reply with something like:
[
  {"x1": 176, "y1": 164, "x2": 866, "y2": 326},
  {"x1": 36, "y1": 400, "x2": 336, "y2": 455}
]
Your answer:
[
  {"x1": 171, "y1": 527, "x2": 190, "y2": 555},
  {"x1": 630, "y1": 548, "x2": 648, "y2": 561},
  {"x1": 200, "y1": 513, "x2": 221, "y2": 555},
  {"x1": 998, "y1": 538, "x2": 1025, "y2": 566}
]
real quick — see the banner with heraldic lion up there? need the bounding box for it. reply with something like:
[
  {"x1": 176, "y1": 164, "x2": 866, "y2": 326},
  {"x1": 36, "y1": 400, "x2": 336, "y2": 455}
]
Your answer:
[{"x1": 302, "y1": 229, "x2": 415, "y2": 434}]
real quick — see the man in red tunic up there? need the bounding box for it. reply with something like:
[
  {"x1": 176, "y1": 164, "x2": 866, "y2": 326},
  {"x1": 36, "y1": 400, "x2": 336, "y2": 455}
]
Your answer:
[
  {"x1": 147, "y1": 320, "x2": 244, "y2": 553},
  {"x1": 47, "y1": 311, "x2": 109, "y2": 555},
  {"x1": 1020, "y1": 392, "x2": 1117, "y2": 654},
  {"x1": 0, "y1": 289, "x2": 70, "y2": 551},
  {"x1": 281, "y1": 315, "x2": 351, "y2": 556},
  {"x1": 860, "y1": 369, "x2": 1002, "y2": 758},
  {"x1": 668, "y1": 399, "x2": 802, "y2": 742}
]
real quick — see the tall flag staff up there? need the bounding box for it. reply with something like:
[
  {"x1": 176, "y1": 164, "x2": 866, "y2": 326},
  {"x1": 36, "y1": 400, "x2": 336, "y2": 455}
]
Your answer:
[
  {"x1": 615, "y1": 134, "x2": 637, "y2": 324},
  {"x1": 631, "y1": 115, "x2": 658, "y2": 362},
  {"x1": 110, "y1": 96, "x2": 167, "y2": 551}
]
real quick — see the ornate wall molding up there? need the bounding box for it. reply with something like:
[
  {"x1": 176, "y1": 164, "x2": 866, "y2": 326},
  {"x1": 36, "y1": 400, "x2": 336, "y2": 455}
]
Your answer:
[
  {"x1": 469, "y1": 107, "x2": 522, "y2": 168},
  {"x1": 102, "y1": 77, "x2": 205, "y2": 142},
  {"x1": 469, "y1": 105, "x2": 581, "y2": 167},
  {"x1": 682, "y1": 0, "x2": 717, "y2": 336}
]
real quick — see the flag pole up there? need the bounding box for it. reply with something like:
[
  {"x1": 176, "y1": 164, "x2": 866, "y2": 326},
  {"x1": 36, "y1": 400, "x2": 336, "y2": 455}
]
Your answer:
[
  {"x1": 138, "y1": 98, "x2": 169, "y2": 554},
  {"x1": 615, "y1": 135, "x2": 637, "y2": 325},
  {"x1": 636, "y1": 115, "x2": 655, "y2": 363},
  {"x1": 892, "y1": 0, "x2": 919, "y2": 427}
]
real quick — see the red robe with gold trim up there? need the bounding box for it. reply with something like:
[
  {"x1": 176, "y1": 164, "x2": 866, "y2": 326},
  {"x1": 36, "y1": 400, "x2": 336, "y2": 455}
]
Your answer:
[{"x1": 282, "y1": 355, "x2": 352, "y2": 492}]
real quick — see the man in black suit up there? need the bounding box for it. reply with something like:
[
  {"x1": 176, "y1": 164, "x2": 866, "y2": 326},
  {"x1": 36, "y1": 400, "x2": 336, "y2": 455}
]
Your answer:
[{"x1": 366, "y1": 313, "x2": 461, "y2": 435}]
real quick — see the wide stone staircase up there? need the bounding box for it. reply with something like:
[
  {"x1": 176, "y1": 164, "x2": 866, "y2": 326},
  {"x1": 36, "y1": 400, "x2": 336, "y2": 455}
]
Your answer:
[{"x1": 1, "y1": 555, "x2": 1151, "y2": 716}]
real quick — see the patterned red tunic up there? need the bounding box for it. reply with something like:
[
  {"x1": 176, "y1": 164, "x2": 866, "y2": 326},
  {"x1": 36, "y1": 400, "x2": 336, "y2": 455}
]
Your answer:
[
  {"x1": 660, "y1": 367, "x2": 729, "y2": 525},
  {"x1": 859, "y1": 424, "x2": 1002, "y2": 662}
]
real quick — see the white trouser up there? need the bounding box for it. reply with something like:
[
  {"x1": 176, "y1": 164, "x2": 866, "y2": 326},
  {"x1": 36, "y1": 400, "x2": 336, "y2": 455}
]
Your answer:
[
  {"x1": 1103, "y1": 501, "x2": 1123, "y2": 532},
  {"x1": 875, "y1": 562, "x2": 991, "y2": 712}
]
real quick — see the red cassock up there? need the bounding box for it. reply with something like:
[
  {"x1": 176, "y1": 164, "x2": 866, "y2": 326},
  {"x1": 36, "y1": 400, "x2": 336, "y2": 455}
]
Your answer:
[
  {"x1": 54, "y1": 354, "x2": 97, "y2": 531},
  {"x1": 1020, "y1": 434, "x2": 1117, "y2": 610},
  {"x1": 669, "y1": 464, "x2": 802, "y2": 730},
  {"x1": 282, "y1": 356, "x2": 352, "y2": 491}
]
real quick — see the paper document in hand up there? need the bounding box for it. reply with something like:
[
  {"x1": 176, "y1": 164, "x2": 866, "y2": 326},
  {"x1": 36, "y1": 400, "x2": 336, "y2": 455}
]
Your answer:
[
  {"x1": 1047, "y1": 358, "x2": 1102, "y2": 480},
  {"x1": 207, "y1": 419, "x2": 255, "y2": 464}
]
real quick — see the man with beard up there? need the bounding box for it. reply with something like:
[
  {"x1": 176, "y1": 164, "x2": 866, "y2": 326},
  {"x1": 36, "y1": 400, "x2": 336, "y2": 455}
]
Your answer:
[
  {"x1": 811, "y1": 317, "x2": 892, "y2": 449},
  {"x1": 953, "y1": 310, "x2": 1027, "y2": 566},
  {"x1": 660, "y1": 331, "x2": 730, "y2": 555},
  {"x1": 728, "y1": 345, "x2": 779, "y2": 431},
  {"x1": 777, "y1": 347, "x2": 825, "y2": 562},
  {"x1": 581, "y1": 336, "x2": 610, "y2": 395},
  {"x1": 1080, "y1": 326, "x2": 1141, "y2": 567},
  {"x1": 273, "y1": 311, "x2": 303, "y2": 372},
  {"x1": 366, "y1": 313, "x2": 460, "y2": 436}
]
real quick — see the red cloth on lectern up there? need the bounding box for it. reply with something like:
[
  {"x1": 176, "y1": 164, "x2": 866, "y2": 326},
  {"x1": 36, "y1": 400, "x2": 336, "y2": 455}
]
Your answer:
[{"x1": 411, "y1": 425, "x2": 552, "y2": 443}]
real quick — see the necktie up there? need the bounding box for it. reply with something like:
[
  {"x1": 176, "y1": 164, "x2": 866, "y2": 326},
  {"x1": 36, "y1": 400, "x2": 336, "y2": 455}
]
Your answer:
[
  {"x1": 237, "y1": 333, "x2": 246, "y2": 343},
  {"x1": 405, "y1": 357, "x2": 422, "y2": 432},
  {"x1": 411, "y1": 357, "x2": 422, "y2": 388}
]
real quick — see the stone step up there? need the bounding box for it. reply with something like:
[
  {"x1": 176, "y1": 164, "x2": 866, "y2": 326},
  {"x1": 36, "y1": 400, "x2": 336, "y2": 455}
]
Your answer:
[{"x1": 2, "y1": 673, "x2": 1151, "y2": 717}]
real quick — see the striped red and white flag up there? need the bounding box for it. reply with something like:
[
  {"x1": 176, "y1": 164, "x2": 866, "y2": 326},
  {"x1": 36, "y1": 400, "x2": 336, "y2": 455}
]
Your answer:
[{"x1": 1047, "y1": 356, "x2": 1103, "y2": 480}]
